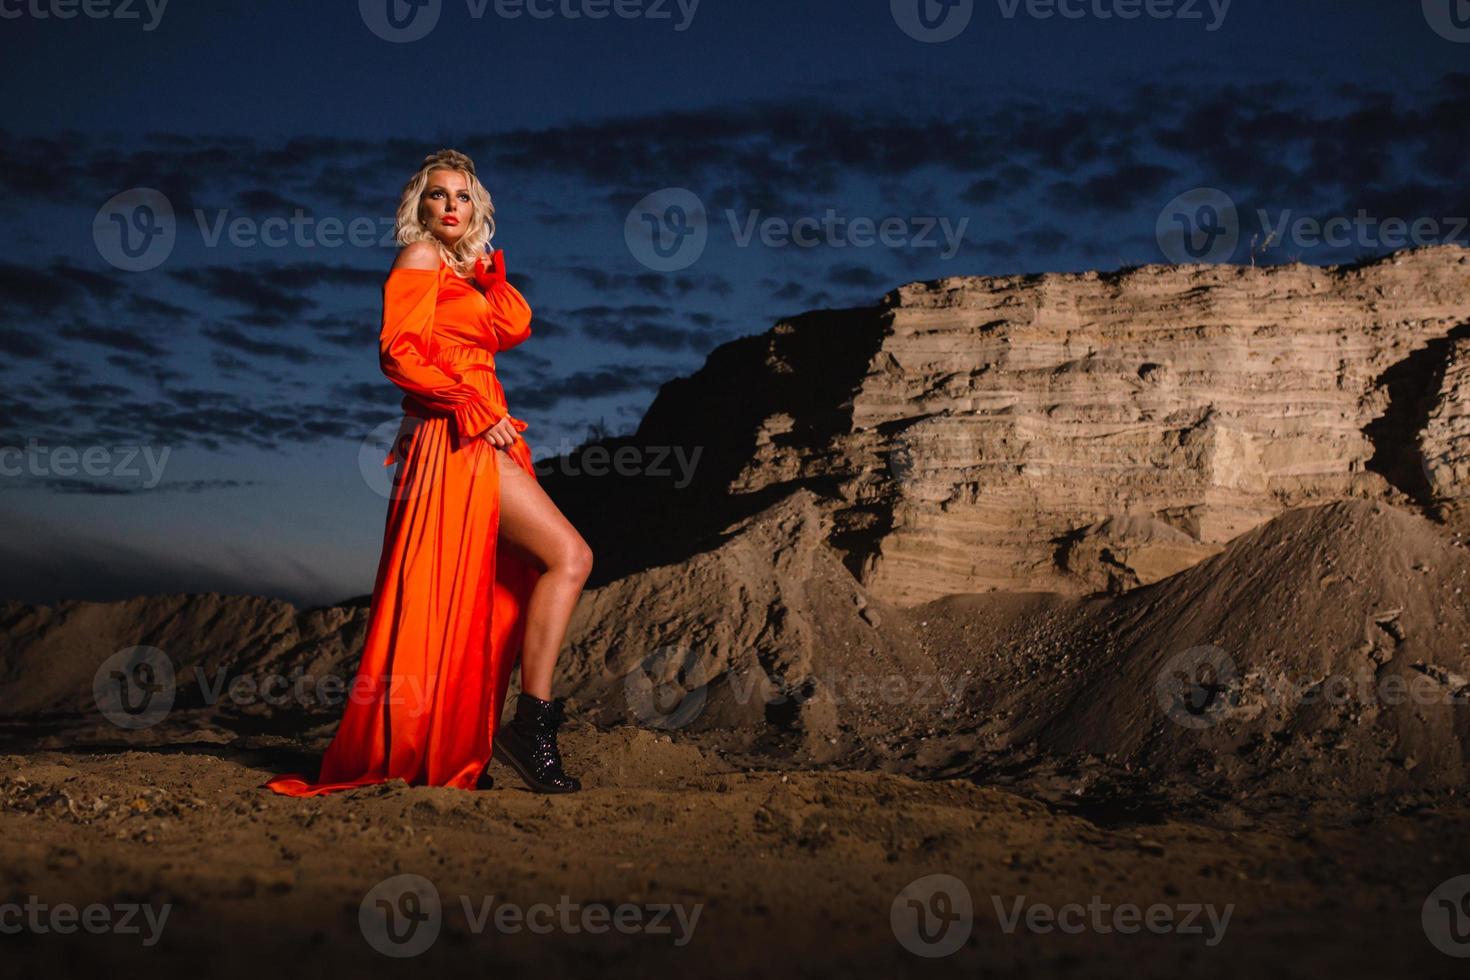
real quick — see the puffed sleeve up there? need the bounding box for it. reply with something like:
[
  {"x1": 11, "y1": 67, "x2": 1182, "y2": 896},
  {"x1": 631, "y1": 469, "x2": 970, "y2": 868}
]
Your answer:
[
  {"x1": 378, "y1": 268, "x2": 502, "y2": 440},
  {"x1": 474, "y1": 249, "x2": 533, "y2": 351}
]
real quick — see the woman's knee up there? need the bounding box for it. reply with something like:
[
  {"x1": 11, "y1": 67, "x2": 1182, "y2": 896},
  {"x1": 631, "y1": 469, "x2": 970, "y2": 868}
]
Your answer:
[{"x1": 558, "y1": 535, "x2": 593, "y2": 581}]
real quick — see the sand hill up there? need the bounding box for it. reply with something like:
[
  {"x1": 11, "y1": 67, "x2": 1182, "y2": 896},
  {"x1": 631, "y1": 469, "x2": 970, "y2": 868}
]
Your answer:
[{"x1": 4, "y1": 493, "x2": 1467, "y2": 799}]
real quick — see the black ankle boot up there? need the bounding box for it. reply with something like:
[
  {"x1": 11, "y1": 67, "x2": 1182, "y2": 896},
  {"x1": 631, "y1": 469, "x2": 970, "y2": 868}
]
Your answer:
[{"x1": 492, "y1": 692, "x2": 581, "y2": 793}]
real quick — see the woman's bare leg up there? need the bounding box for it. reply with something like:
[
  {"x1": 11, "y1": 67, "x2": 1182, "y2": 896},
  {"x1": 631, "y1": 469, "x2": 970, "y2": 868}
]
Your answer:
[{"x1": 493, "y1": 446, "x2": 593, "y2": 700}]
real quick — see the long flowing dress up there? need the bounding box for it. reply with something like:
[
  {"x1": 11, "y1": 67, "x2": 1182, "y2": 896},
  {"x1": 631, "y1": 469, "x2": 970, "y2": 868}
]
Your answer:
[{"x1": 264, "y1": 250, "x2": 541, "y2": 796}]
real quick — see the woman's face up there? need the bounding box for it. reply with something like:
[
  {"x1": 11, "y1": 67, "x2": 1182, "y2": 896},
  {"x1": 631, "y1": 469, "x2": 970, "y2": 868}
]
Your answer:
[{"x1": 419, "y1": 168, "x2": 473, "y2": 246}]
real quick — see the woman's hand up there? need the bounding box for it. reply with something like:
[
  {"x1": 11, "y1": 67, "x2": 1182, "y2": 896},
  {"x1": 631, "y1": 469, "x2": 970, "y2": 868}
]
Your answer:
[
  {"x1": 479, "y1": 416, "x2": 520, "y2": 448},
  {"x1": 474, "y1": 248, "x2": 506, "y2": 289}
]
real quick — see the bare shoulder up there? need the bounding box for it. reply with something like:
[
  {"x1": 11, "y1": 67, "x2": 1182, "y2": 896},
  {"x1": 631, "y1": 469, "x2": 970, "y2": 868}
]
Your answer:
[{"x1": 392, "y1": 240, "x2": 442, "y2": 271}]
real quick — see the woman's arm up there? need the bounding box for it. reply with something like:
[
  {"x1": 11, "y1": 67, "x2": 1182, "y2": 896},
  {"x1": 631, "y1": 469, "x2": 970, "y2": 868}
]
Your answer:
[
  {"x1": 475, "y1": 248, "x2": 533, "y2": 351},
  {"x1": 379, "y1": 242, "x2": 503, "y2": 440}
]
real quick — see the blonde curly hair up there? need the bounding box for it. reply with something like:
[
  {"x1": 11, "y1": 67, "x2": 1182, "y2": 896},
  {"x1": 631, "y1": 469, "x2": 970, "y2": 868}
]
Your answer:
[{"x1": 393, "y1": 148, "x2": 495, "y2": 278}]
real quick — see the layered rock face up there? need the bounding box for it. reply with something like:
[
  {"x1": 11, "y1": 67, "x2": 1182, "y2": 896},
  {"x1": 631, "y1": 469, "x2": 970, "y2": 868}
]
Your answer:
[
  {"x1": 1422, "y1": 336, "x2": 1470, "y2": 514},
  {"x1": 697, "y1": 247, "x2": 1470, "y2": 603}
]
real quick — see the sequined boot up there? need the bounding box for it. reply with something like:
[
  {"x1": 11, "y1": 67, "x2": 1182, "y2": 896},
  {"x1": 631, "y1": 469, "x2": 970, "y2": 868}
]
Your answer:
[{"x1": 492, "y1": 692, "x2": 582, "y2": 793}]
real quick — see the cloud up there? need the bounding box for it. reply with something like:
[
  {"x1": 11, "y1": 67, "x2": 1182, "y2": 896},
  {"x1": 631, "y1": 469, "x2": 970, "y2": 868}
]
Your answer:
[
  {"x1": 0, "y1": 259, "x2": 124, "y2": 316},
  {"x1": 201, "y1": 324, "x2": 321, "y2": 364},
  {"x1": 0, "y1": 326, "x2": 48, "y2": 358},
  {"x1": 569, "y1": 304, "x2": 735, "y2": 352},
  {"x1": 167, "y1": 260, "x2": 381, "y2": 324},
  {"x1": 764, "y1": 278, "x2": 833, "y2": 310},
  {"x1": 58, "y1": 321, "x2": 169, "y2": 357},
  {"x1": 827, "y1": 263, "x2": 884, "y2": 288},
  {"x1": 1046, "y1": 162, "x2": 1179, "y2": 214},
  {"x1": 303, "y1": 307, "x2": 379, "y2": 349},
  {"x1": 4, "y1": 72, "x2": 1468, "y2": 461},
  {"x1": 511, "y1": 364, "x2": 674, "y2": 411},
  {"x1": 564, "y1": 266, "x2": 733, "y2": 298},
  {"x1": 1, "y1": 75, "x2": 1464, "y2": 242}
]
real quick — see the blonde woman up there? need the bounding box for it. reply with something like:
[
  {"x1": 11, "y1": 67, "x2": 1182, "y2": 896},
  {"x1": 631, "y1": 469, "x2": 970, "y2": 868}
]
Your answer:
[{"x1": 266, "y1": 149, "x2": 592, "y2": 796}]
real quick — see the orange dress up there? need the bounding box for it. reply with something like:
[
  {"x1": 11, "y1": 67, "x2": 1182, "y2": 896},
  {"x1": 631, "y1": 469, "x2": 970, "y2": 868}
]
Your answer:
[{"x1": 264, "y1": 250, "x2": 541, "y2": 796}]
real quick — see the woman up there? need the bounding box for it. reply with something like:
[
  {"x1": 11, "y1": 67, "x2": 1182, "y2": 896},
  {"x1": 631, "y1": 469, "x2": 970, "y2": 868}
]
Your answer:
[{"x1": 264, "y1": 149, "x2": 593, "y2": 796}]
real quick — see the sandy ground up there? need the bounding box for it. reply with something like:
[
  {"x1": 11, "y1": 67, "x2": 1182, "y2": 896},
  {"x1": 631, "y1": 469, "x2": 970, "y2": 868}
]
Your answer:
[
  {"x1": 5, "y1": 499, "x2": 1470, "y2": 976},
  {"x1": 4, "y1": 727, "x2": 1470, "y2": 980}
]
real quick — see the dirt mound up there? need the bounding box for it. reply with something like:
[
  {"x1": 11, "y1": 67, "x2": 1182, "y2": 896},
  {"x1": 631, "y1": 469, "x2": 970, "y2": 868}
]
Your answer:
[
  {"x1": 4, "y1": 492, "x2": 1468, "y2": 800},
  {"x1": 556, "y1": 488, "x2": 932, "y2": 762},
  {"x1": 999, "y1": 499, "x2": 1470, "y2": 795},
  {"x1": 0, "y1": 490, "x2": 936, "y2": 763},
  {"x1": 0, "y1": 593, "x2": 368, "y2": 742}
]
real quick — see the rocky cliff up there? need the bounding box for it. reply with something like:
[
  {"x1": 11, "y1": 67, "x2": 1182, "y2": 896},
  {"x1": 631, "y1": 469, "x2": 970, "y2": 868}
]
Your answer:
[{"x1": 612, "y1": 245, "x2": 1470, "y2": 604}]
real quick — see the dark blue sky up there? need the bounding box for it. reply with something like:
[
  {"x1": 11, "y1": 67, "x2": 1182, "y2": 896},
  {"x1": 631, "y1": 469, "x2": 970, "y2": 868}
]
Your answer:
[{"x1": 1, "y1": 0, "x2": 1465, "y2": 605}]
